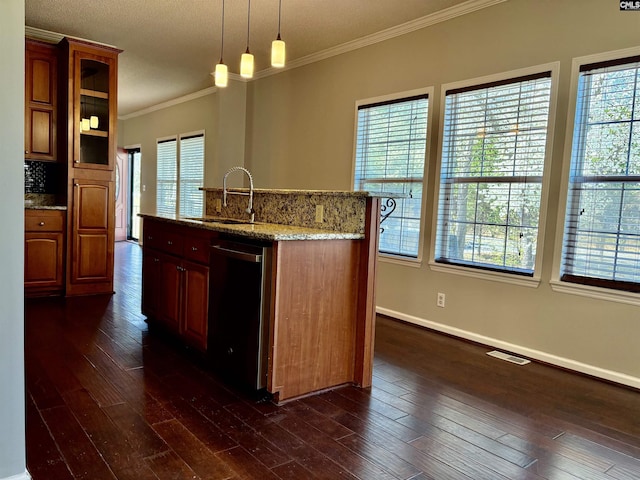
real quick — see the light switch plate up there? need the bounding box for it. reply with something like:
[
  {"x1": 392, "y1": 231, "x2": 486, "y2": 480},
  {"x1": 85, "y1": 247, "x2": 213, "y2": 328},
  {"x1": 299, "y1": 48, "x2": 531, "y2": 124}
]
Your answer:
[
  {"x1": 216, "y1": 198, "x2": 222, "y2": 212},
  {"x1": 315, "y1": 204, "x2": 324, "y2": 223}
]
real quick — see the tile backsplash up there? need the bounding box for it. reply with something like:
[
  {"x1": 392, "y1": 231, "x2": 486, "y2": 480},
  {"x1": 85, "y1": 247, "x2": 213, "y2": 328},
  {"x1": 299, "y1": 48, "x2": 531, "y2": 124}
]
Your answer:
[{"x1": 24, "y1": 160, "x2": 61, "y2": 194}]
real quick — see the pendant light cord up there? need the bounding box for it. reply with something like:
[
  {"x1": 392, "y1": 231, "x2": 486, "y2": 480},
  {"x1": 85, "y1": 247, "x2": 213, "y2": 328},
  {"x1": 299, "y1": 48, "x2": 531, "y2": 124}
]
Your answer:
[
  {"x1": 219, "y1": 0, "x2": 225, "y2": 63},
  {"x1": 246, "y1": 0, "x2": 251, "y2": 53},
  {"x1": 277, "y1": 0, "x2": 282, "y2": 40}
]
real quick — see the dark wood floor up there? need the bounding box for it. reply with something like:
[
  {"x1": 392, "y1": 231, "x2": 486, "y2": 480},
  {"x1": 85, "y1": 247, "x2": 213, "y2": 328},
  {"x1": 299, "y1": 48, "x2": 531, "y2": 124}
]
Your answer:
[{"x1": 25, "y1": 241, "x2": 640, "y2": 480}]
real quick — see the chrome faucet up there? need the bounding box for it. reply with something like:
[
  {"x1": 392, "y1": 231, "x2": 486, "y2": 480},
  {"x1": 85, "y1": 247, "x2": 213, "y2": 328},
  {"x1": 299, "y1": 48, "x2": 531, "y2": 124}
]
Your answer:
[{"x1": 223, "y1": 166, "x2": 255, "y2": 223}]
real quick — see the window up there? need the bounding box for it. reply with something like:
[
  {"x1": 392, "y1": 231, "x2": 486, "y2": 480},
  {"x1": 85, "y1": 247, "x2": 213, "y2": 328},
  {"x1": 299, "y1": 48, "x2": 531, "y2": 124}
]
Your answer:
[
  {"x1": 156, "y1": 138, "x2": 177, "y2": 216},
  {"x1": 434, "y1": 71, "x2": 553, "y2": 276},
  {"x1": 179, "y1": 134, "x2": 205, "y2": 218},
  {"x1": 354, "y1": 93, "x2": 429, "y2": 258},
  {"x1": 560, "y1": 56, "x2": 640, "y2": 293},
  {"x1": 156, "y1": 133, "x2": 204, "y2": 217}
]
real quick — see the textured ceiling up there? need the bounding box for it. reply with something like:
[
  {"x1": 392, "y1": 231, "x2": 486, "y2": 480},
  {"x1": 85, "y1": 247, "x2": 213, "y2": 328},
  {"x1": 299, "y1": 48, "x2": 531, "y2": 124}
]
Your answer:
[{"x1": 26, "y1": 0, "x2": 482, "y2": 116}]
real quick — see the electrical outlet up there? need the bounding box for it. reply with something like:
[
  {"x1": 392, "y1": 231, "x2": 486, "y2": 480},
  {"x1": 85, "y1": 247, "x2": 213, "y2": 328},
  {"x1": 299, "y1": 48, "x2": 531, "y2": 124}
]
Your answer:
[
  {"x1": 437, "y1": 292, "x2": 446, "y2": 308},
  {"x1": 315, "y1": 204, "x2": 324, "y2": 223},
  {"x1": 215, "y1": 198, "x2": 222, "y2": 213}
]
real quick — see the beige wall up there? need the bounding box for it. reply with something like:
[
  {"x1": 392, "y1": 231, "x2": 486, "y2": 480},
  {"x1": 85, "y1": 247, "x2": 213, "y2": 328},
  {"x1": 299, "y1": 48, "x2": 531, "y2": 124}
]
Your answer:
[
  {"x1": 0, "y1": 1, "x2": 27, "y2": 478},
  {"x1": 121, "y1": 0, "x2": 640, "y2": 386},
  {"x1": 119, "y1": 80, "x2": 247, "y2": 216},
  {"x1": 246, "y1": 0, "x2": 640, "y2": 384}
]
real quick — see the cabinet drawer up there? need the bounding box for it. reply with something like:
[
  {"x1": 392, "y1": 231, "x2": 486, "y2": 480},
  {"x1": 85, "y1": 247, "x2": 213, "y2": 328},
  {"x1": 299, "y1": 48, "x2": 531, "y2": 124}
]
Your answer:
[
  {"x1": 143, "y1": 221, "x2": 160, "y2": 249},
  {"x1": 184, "y1": 235, "x2": 210, "y2": 264},
  {"x1": 25, "y1": 210, "x2": 65, "y2": 232},
  {"x1": 157, "y1": 230, "x2": 184, "y2": 256}
]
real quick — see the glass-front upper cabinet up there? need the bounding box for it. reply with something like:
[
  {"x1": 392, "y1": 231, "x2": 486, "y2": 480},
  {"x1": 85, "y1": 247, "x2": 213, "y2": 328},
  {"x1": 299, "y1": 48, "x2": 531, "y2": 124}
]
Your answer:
[
  {"x1": 73, "y1": 52, "x2": 117, "y2": 169},
  {"x1": 60, "y1": 38, "x2": 121, "y2": 172}
]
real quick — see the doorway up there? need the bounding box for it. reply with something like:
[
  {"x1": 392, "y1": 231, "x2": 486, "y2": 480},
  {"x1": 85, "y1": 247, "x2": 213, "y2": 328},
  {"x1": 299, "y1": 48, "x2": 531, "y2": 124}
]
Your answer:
[{"x1": 127, "y1": 148, "x2": 142, "y2": 241}]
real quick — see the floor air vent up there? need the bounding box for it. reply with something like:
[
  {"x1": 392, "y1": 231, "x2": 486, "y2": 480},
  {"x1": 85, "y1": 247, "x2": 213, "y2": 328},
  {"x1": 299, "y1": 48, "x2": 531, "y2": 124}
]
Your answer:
[{"x1": 486, "y1": 350, "x2": 531, "y2": 365}]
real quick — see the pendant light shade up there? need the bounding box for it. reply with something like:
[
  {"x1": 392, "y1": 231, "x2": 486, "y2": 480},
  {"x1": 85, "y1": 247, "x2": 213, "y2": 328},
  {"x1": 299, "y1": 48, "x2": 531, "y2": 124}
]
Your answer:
[
  {"x1": 215, "y1": 63, "x2": 228, "y2": 87},
  {"x1": 90, "y1": 115, "x2": 99, "y2": 129},
  {"x1": 214, "y1": 0, "x2": 228, "y2": 87},
  {"x1": 240, "y1": 50, "x2": 254, "y2": 78},
  {"x1": 271, "y1": 38, "x2": 285, "y2": 68},
  {"x1": 271, "y1": 0, "x2": 285, "y2": 68},
  {"x1": 240, "y1": 0, "x2": 254, "y2": 79}
]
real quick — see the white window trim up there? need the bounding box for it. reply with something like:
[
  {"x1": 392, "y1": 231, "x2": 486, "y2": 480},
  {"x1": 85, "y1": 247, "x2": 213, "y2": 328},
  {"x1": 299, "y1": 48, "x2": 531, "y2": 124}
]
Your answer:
[
  {"x1": 428, "y1": 62, "x2": 560, "y2": 286},
  {"x1": 551, "y1": 46, "x2": 640, "y2": 306},
  {"x1": 351, "y1": 87, "x2": 433, "y2": 265}
]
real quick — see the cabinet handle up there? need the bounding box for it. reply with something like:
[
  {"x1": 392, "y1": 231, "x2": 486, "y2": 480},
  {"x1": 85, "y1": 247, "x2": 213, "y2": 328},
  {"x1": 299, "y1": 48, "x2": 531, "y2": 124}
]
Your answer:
[{"x1": 39, "y1": 221, "x2": 45, "y2": 226}]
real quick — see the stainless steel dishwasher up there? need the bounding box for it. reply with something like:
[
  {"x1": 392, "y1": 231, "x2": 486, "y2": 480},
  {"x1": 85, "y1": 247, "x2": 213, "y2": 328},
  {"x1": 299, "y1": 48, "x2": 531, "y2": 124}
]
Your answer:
[{"x1": 208, "y1": 239, "x2": 271, "y2": 393}]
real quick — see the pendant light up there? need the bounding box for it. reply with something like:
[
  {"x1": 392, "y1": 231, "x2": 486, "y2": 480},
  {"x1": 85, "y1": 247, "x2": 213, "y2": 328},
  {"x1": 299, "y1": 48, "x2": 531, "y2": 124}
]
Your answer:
[
  {"x1": 240, "y1": 0, "x2": 254, "y2": 78},
  {"x1": 214, "y1": 0, "x2": 228, "y2": 87},
  {"x1": 271, "y1": 0, "x2": 285, "y2": 68}
]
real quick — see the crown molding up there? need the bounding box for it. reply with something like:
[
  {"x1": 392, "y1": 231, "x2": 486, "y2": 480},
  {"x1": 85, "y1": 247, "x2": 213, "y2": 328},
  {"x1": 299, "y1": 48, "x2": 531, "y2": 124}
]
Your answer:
[
  {"x1": 119, "y1": 86, "x2": 219, "y2": 120},
  {"x1": 25, "y1": 25, "x2": 118, "y2": 49},
  {"x1": 254, "y1": 0, "x2": 508, "y2": 79}
]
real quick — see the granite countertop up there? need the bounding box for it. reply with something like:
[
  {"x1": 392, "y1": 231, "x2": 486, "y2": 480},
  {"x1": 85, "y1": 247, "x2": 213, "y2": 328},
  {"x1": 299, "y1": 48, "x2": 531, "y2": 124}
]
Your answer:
[
  {"x1": 25, "y1": 205, "x2": 67, "y2": 211},
  {"x1": 139, "y1": 214, "x2": 364, "y2": 241}
]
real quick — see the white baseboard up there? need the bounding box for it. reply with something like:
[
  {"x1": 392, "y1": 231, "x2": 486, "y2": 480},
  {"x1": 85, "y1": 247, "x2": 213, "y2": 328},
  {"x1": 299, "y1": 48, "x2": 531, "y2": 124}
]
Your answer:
[
  {"x1": 1, "y1": 471, "x2": 31, "y2": 480},
  {"x1": 377, "y1": 306, "x2": 640, "y2": 390}
]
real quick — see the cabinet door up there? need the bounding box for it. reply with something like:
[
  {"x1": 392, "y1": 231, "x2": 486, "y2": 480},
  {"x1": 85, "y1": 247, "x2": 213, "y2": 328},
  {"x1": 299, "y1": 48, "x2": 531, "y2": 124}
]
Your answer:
[
  {"x1": 142, "y1": 249, "x2": 161, "y2": 318},
  {"x1": 157, "y1": 253, "x2": 182, "y2": 334},
  {"x1": 181, "y1": 260, "x2": 209, "y2": 351},
  {"x1": 71, "y1": 51, "x2": 117, "y2": 171},
  {"x1": 25, "y1": 233, "x2": 63, "y2": 288},
  {"x1": 69, "y1": 179, "x2": 114, "y2": 293},
  {"x1": 25, "y1": 41, "x2": 57, "y2": 161}
]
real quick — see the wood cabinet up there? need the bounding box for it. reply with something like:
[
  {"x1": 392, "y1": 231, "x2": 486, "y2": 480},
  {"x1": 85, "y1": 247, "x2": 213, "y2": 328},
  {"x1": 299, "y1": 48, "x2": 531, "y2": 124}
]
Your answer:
[
  {"x1": 142, "y1": 220, "x2": 214, "y2": 351},
  {"x1": 59, "y1": 38, "x2": 121, "y2": 296},
  {"x1": 25, "y1": 209, "x2": 66, "y2": 296},
  {"x1": 25, "y1": 40, "x2": 57, "y2": 161},
  {"x1": 141, "y1": 196, "x2": 380, "y2": 402},
  {"x1": 68, "y1": 180, "x2": 114, "y2": 293}
]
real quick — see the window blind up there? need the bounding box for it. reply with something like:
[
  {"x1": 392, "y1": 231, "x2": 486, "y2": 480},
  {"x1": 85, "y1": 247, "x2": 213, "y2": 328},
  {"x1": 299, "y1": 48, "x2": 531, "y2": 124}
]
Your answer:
[
  {"x1": 156, "y1": 139, "x2": 177, "y2": 216},
  {"x1": 435, "y1": 73, "x2": 552, "y2": 275},
  {"x1": 179, "y1": 134, "x2": 204, "y2": 218},
  {"x1": 354, "y1": 95, "x2": 428, "y2": 258},
  {"x1": 561, "y1": 58, "x2": 640, "y2": 292}
]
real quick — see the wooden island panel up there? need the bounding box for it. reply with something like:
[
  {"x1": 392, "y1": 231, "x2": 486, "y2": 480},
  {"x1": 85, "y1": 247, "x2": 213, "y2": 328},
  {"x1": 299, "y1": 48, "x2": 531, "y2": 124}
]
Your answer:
[{"x1": 268, "y1": 239, "x2": 361, "y2": 402}]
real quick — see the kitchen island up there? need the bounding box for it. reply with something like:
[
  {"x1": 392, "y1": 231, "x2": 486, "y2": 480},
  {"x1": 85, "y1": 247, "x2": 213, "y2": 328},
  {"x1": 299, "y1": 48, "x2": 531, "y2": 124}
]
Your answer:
[{"x1": 140, "y1": 189, "x2": 380, "y2": 403}]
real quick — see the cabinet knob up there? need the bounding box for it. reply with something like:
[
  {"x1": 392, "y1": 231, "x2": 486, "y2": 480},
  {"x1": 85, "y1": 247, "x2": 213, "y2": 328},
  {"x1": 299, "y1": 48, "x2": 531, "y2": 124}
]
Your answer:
[
  {"x1": 191, "y1": 246, "x2": 198, "y2": 251},
  {"x1": 74, "y1": 160, "x2": 80, "y2": 163},
  {"x1": 25, "y1": 150, "x2": 29, "y2": 154},
  {"x1": 39, "y1": 221, "x2": 45, "y2": 226},
  {"x1": 148, "y1": 235, "x2": 153, "y2": 240},
  {"x1": 154, "y1": 257, "x2": 159, "y2": 263},
  {"x1": 167, "y1": 240, "x2": 173, "y2": 246}
]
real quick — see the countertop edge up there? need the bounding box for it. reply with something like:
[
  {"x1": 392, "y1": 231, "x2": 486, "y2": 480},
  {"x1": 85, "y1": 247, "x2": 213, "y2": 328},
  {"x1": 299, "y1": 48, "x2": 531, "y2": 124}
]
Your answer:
[
  {"x1": 25, "y1": 205, "x2": 68, "y2": 211},
  {"x1": 140, "y1": 214, "x2": 365, "y2": 241}
]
